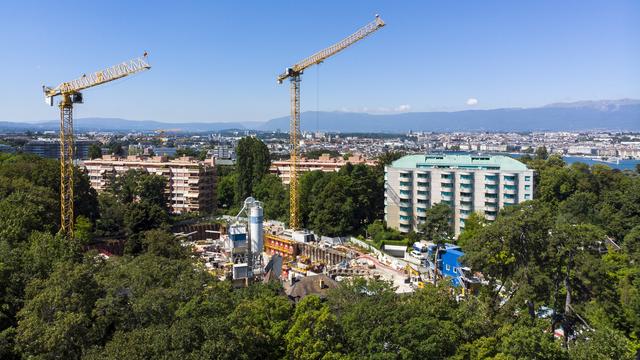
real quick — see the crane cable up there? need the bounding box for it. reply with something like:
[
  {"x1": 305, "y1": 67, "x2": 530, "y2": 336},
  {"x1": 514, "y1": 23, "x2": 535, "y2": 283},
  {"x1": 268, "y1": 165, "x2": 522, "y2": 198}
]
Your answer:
[{"x1": 316, "y1": 64, "x2": 320, "y2": 133}]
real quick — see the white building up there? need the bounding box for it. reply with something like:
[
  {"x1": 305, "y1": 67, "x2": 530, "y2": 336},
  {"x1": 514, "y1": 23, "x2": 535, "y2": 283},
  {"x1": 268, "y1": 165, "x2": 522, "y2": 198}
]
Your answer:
[{"x1": 385, "y1": 154, "x2": 534, "y2": 235}]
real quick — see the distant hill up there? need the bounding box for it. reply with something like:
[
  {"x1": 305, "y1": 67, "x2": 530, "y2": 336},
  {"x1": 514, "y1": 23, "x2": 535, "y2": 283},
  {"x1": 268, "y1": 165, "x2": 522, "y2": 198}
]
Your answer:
[
  {"x1": 1, "y1": 99, "x2": 638, "y2": 133},
  {"x1": 0, "y1": 118, "x2": 247, "y2": 133},
  {"x1": 259, "y1": 99, "x2": 640, "y2": 132}
]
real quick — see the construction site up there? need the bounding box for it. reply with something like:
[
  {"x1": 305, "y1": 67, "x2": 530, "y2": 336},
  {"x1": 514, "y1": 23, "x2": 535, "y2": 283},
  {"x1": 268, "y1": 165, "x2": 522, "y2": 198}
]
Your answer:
[{"x1": 41, "y1": 14, "x2": 486, "y2": 296}]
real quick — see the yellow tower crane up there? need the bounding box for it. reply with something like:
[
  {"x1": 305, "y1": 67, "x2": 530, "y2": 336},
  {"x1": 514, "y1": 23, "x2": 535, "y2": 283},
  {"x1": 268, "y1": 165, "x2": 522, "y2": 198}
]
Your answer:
[
  {"x1": 43, "y1": 54, "x2": 151, "y2": 238},
  {"x1": 277, "y1": 16, "x2": 385, "y2": 230}
]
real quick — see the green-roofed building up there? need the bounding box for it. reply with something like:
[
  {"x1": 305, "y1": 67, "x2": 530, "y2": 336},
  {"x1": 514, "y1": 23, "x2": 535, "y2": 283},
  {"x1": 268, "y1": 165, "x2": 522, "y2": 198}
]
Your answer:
[{"x1": 385, "y1": 154, "x2": 534, "y2": 235}]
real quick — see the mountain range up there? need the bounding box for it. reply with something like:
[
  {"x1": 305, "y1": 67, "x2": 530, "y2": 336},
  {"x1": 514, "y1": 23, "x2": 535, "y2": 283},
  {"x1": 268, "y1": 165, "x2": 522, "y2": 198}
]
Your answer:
[{"x1": 1, "y1": 99, "x2": 639, "y2": 133}]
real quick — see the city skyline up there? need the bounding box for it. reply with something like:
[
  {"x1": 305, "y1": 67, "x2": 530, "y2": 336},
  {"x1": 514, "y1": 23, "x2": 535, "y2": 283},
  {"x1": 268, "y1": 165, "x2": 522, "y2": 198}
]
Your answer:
[{"x1": 1, "y1": 1, "x2": 638, "y2": 123}]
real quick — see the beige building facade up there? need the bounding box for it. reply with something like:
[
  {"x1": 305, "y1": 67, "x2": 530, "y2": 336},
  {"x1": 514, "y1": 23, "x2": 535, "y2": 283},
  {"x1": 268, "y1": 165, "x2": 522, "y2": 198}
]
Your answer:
[{"x1": 85, "y1": 155, "x2": 216, "y2": 214}]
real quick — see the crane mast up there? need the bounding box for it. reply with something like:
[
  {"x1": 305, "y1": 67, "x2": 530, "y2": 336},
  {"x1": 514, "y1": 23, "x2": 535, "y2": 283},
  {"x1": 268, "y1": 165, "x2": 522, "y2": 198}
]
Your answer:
[
  {"x1": 278, "y1": 16, "x2": 385, "y2": 230},
  {"x1": 44, "y1": 54, "x2": 151, "y2": 238}
]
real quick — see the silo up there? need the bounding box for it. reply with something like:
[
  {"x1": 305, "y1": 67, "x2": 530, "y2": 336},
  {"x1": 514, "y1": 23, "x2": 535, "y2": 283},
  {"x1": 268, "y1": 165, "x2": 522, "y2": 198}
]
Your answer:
[{"x1": 249, "y1": 202, "x2": 264, "y2": 254}]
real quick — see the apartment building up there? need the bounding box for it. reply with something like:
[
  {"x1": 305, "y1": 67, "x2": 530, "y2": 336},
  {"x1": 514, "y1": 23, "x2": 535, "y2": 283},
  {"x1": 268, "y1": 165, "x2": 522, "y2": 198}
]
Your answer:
[
  {"x1": 85, "y1": 155, "x2": 216, "y2": 214},
  {"x1": 385, "y1": 154, "x2": 534, "y2": 235},
  {"x1": 270, "y1": 153, "x2": 376, "y2": 184},
  {"x1": 24, "y1": 139, "x2": 99, "y2": 159}
]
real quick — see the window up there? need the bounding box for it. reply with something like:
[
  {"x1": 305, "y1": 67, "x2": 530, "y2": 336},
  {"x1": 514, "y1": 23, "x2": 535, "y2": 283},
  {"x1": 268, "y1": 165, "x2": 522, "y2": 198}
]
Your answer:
[
  {"x1": 485, "y1": 184, "x2": 497, "y2": 190},
  {"x1": 417, "y1": 190, "x2": 428, "y2": 195},
  {"x1": 400, "y1": 190, "x2": 410, "y2": 195},
  {"x1": 400, "y1": 207, "x2": 412, "y2": 212},
  {"x1": 485, "y1": 174, "x2": 497, "y2": 181},
  {"x1": 504, "y1": 194, "x2": 515, "y2": 199},
  {"x1": 441, "y1": 182, "x2": 453, "y2": 188},
  {"x1": 400, "y1": 181, "x2": 412, "y2": 186},
  {"x1": 485, "y1": 193, "x2": 497, "y2": 198},
  {"x1": 504, "y1": 184, "x2": 516, "y2": 190},
  {"x1": 441, "y1": 191, "x2": 453, "y2": 196},
  {"x1": 417, "y1": 173, "x2": 429, "y2": 178},
  {"x1": 524, "y1": 185, "x2": 531, "y2": 190},
  {"x1": 461, "y1": 174, "x2": 473, "y2": 180},
  {"x1": 417, "y1": 199, "x2": 428, "y2": 204},
  {"x1": 525, "y1": 194, "x2": 531, "y2": 200},
  {"x1": 461, "y1": 183, "x2": 473, "y2": 189},
  {"x1": 400, "y1": 215, "x2": 411, "y2": 220},
  {"x1": 525, "y1": 176, "x2": 531, "y2": 181},
  {"x1": 441, "y1": 173, "x2": 452, "y2": 179},
  {"x1": 446, "y1": 264, "x2": 451, "y2": 271},
  {"x1": 453, "y1": 267, "x2": 458, "y2": 274}
]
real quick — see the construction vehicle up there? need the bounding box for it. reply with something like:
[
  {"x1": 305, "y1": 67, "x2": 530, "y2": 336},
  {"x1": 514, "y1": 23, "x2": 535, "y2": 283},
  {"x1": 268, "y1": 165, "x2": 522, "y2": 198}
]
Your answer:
[
  {"x1": 43, "y1": 54, "x2": 151, "y2": 238},
  {"x1": 277, "y1": 16, "x2": 385, "y2": 229}
]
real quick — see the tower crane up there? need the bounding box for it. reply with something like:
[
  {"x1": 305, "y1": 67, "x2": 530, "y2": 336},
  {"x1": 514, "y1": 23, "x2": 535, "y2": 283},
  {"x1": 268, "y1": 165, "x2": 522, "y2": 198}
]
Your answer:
[
  {"x1": 43, "y1": 54, "x2": 151, "y2": 238},
  {"x1": 277, "y1": 16, "x2": 385, "y2": 230}
]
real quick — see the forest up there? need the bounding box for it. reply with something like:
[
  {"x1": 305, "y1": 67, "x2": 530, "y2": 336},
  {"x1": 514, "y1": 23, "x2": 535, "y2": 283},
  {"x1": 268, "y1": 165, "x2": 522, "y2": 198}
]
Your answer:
[{"x1": 0, "y1": 144, "x2": 639, "y2": 359}]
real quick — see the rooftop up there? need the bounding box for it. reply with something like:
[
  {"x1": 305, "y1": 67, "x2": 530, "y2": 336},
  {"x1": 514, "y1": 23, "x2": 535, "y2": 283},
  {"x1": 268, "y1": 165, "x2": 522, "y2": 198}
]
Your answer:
[{"x1": 390, "y1": 154, "x2": 529, "y2": 171}]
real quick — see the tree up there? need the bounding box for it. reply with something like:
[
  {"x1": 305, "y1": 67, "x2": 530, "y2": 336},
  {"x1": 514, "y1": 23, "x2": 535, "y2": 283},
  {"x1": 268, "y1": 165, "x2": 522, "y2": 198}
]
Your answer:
[
  {"x1": 137, "y1": 173, "x2": 168, "y2": 209},
  {"x1": 456, "y1": 211, "x2": 485, "y2": 248},
  {"x1": 284, "y1": 295, "x2": 344, "y2": 360},
  {"x1": 217, "y1": 172, "x2": 238, "y2": 211},
  {"x1": 308, "y1": 175, "x2": 355, "y2": 236},
  {"x1": 376, "y1": 151, "x2": 405, "y2": 169},
  {"x1": 88, "y1": 144, "x2": 103, "y2": 160},
  {"x1": 535, "y1": 146, "x2": 549, "y2": 160},
  {"x1": 419, "y1": 203, "x2": 453, "y2": 244},
  {"x1": 235, "y1": 137, "x2": 270, "y2": 203},
  {"x1": 252, "y1": 174, "x2": 288, "y2": 222},
  {"x1": 110, "y1": 143, "x2": 125, "y2": 157},
  {"x1": 15, "y1": 262, "x2": 102, "y2": 360},
  {"x1": 174, "y1": 147, "x2": 198, "y2": 158},
  {"x1": 569, "y1": 327, "x2": 636, "y2": 360},
  {"x1": 141, "y1": 230, "x2": 187, "y2": 259}
]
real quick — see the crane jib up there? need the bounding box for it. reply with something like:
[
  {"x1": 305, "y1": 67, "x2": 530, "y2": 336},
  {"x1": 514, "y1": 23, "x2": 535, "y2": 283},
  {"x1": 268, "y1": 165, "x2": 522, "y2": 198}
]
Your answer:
[{"x1": 49, "y1": 57, "x2": 151, "y2": 97}]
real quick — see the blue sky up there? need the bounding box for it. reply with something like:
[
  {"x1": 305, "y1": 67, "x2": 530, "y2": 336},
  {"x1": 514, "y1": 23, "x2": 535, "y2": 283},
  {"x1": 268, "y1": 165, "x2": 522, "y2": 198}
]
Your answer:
[{"x1": 0, "y1": 0, "x2": 638, "y2": 123}]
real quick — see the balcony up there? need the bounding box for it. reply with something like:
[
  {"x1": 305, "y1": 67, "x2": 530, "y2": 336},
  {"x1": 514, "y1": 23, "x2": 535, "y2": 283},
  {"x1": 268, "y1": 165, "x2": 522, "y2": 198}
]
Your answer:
[
  {"x1": 460, "y1": 212, "x2": 470, "y2": 219},
  {"x1": 460, "y1": 195, "x2": 473, "y2": 202},
  {"x1": 485, "y1": 197, "x2": 498, "y2": 204},
  {"x1": 484, "y1": 175, "x2": 498, "y2": 185},
  {"x1": 504, "y1": 197, "x2": 516, "y2": 204},
  {"x1": 503, "y1": 187, "x2": 517, "y2": 195},
  {"x1": 399, "y1": 192, "x2": 412, "y2": 200},
  {"x1": 417, "y1": 181, "x2": 429, "y2": 188},
  {"x1": 399, "y1": 208, "x2": 412, "y2": 216},
  {"x1": 485, "y1": 213, "x2": 497, "y2": 221},
  {"x1": 416, "y1": 192, "x2": 429, "y2": 200},
  {"x1": 460, "y1": 202, "x2": 472, "y2": 211},
  {"x1": 440, "y1": 177, "x2": 454, "y2": 185},
  {"x1": 485, "y1": 203, "x2": 498, "y2": 211},
  {"x1": 441, "y1": 193, "x2": 453, "y2": 201},
  {"x1": 503, "y1": 176, "x2": 517, "y2": 186},
  {"x1": 399, "y1": 217, "x2": 411, "y2": 226},
  {"x1": 485, "y1": 187, "x2": 498, "y2": 194},
  {"x1": 399, "y1": 183, "x2": 412, "y2": 191},
  {"x1": 459, "y1": 177, "x2": 473, "y2": 185}
]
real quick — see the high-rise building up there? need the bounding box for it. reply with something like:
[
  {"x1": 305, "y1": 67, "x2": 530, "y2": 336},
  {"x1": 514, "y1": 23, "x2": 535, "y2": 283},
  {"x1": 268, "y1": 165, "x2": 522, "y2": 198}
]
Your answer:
[
  {"x1": 84, "y1": 155, "x2": 216, "y2": 214},
  {"x1": 385, "y1": 154, "x2": 534, "y2": 235},
  {"x1": 23, "y1": 139, "x2": 99, "y2": 159}
]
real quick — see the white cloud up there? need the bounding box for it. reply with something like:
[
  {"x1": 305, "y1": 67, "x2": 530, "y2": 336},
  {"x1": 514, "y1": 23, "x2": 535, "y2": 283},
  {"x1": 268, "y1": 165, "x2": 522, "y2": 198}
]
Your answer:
[
  {"x1": 466, "y1": 98, "x2": 479, "y2": 106},
  {"x1": 394, "y1": 104, "x2": 411, "y2": 112}
]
